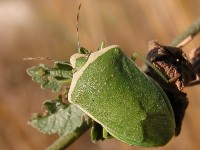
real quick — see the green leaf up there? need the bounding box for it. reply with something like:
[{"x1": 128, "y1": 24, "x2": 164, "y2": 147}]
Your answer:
[
  {"x1": 52, "y1": 61, "x2": 73, "y2": 79},
  {"x1": 49, "y1": 69, "x2": 72, "y2": 80},
  {"x1": 26, "y1": 61, "x2": 73, "y2": 92},
  {"x1": 54, "y1": 61, "x2": 72, "y2": 70},
  {"x1": 28, "y1": 103, "x2": 85, "y2": 136},
  {"x1": 43, "y1": 99, "x2": 68, "y2": 114}
]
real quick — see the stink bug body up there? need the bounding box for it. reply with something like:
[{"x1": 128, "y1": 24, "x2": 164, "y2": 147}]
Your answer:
[{"x1": 68, "y1": 45, "x2": 175, "y2": 147}]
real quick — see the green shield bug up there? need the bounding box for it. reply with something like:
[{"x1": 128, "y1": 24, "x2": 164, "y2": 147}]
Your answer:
[{"x1": 68, "y1": 45, "x2": 176, "y2": 147}]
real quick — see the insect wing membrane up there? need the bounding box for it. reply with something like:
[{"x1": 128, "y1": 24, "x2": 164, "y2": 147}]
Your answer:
[{"x1": 68, "y1": 45, "x2": 175, "y2": 147}]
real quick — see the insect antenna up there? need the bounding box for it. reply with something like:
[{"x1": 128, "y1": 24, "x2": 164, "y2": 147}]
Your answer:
[
  {"x1": 23, "y1": 57, "x2": 55, "y2": 61},
  {"x1": 76, "y1": 3, "x2": 82, "y2": 53}
]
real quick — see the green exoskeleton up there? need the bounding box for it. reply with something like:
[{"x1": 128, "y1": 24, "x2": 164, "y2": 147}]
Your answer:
[{"x1": 68, "y1": 44, "x2": 175, "y2": 147}]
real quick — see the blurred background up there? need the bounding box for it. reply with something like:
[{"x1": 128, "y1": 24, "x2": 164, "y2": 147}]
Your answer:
[{"x1": 1, "y1": 0, "x2": 200, "y2": 150}]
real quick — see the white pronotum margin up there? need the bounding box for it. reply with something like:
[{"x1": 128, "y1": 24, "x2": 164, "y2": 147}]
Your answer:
[{"x1": 70, "y1": 53, "x2": 87, "y2": 68}]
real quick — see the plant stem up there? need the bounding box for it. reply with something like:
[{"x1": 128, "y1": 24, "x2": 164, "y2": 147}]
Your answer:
[
  {"x1": 46, "y1": 17, "x2": 200, "y2": 150},
  {"x1": 46, "y1": 120, "x2": 92, "y2": 150},
  {"x1": 170, "y1": 18, "x2": 200, "y2": 46}
]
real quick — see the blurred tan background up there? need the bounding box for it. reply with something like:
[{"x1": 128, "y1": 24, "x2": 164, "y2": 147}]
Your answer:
[{"x1": 1, "y1": 0, "x2": 200, "y2": 150}]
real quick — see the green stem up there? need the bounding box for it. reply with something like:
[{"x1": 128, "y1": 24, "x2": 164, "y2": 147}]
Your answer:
[
  {"x1": 170, "y1": 18, "x2": 200, "y2": 46},
  {"x1": 46, "y1": 120, "x2": 92, "y2": 150}
]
